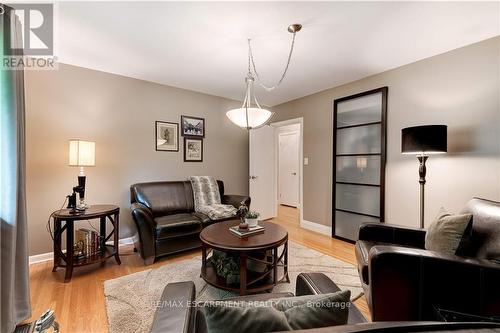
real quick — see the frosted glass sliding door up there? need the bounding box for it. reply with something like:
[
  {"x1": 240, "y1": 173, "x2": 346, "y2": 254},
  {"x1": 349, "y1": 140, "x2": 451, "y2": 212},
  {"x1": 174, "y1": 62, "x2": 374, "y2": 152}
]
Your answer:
[{"x1": 333, "y1": 87, "x2": 387, "y2": 242}]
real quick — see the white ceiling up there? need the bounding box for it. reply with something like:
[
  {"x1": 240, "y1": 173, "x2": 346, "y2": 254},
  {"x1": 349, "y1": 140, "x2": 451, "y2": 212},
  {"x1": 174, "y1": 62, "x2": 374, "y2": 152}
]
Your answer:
[{"x1": 56, "y1": 1, "x2": 500, "y2": 106}]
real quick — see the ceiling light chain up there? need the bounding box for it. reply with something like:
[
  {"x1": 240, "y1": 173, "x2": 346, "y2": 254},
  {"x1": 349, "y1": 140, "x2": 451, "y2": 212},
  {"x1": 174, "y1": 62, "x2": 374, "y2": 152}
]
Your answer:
[
  {"x1": 226, "y1": 24, "x2": 301, "y2": 130},
  {"x1": 248, "y1": 25, "x2": 300, "y2": 92}
]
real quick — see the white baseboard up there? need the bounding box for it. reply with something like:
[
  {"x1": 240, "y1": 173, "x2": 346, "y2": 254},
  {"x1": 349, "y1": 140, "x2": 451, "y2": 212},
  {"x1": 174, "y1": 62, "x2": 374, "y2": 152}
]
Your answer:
[
  {"x1": 29, "y1": 236, "x2": 136, "y2": 265},
  {"x1": 29, "y1": 252, "x2": 54, "y2": 265},
  {"x1": 300, "y1": 219, "x2": 332, "y2": 236},
  {"x1": 116, "y1": 236, "x2": 135, "y2": 246}
]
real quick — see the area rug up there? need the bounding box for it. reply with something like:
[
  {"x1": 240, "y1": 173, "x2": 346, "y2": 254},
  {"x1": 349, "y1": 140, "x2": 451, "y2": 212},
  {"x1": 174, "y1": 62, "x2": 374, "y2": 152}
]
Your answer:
[{"x1": 104, "y1": 241, "x2": 362, "y2": 333}]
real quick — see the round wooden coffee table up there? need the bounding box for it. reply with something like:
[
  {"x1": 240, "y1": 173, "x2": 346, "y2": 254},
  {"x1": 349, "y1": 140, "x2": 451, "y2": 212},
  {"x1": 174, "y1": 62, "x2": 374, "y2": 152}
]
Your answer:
[{"x1": 200, "y1": 219, "x2": 289, "y2": 295}]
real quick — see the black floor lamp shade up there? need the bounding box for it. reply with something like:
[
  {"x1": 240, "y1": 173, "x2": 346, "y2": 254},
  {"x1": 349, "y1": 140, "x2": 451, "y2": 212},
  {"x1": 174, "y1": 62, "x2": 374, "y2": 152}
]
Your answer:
[
  {"x1": 401, "y1": 124, "x2": 447, "y2": 228},
  {"x1": 402, "y1": 125, "x2": 447, "y2": 154}
]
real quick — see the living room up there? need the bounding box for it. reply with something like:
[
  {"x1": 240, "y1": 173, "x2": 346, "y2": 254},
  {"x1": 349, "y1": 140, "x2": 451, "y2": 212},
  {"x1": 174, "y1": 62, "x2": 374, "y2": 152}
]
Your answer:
[{"x1": 1, "y1": 1, "x2": 499, "y2": 333}]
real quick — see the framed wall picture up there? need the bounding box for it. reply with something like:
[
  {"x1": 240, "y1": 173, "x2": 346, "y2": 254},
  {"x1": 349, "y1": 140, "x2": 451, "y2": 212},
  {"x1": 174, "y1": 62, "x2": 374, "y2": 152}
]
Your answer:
[
  {"x1": 155, "y1": 121, "x2": 179, "y2": 152},
  {"x1": 181, "y1": 115, "x2": 205, "y2": 137},
  {"x1": 184, "y1": 138, "x2": 203, "y2": 162}
]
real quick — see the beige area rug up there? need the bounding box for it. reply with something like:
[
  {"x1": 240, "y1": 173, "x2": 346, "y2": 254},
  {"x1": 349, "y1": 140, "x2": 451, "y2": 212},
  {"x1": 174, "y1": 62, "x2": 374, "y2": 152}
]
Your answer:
[{"x1": 104, "y1": 241, "x2": 362, "y2": 333}]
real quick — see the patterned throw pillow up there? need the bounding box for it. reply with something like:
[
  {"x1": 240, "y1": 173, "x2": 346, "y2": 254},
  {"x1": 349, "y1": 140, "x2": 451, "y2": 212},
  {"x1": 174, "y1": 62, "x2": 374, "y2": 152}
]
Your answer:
[{"x1": 425, "y1": 207, "x2": 472, "y2": 255}]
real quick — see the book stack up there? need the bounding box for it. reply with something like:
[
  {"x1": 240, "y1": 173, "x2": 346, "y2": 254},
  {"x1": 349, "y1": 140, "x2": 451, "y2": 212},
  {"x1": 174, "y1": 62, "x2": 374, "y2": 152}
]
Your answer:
[
  {"x1": 74, "y1": 228, "x2": 102, "y2": 259},
  {"x1": 229, "y1": 225, "x2": 265, "y2": 238}
]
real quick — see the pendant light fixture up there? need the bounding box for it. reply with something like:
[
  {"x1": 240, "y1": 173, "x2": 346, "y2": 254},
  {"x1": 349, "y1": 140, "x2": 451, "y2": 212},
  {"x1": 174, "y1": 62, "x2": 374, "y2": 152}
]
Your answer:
[{"x1": 226, "y1": 24, "x2": 302, "y2": 130}]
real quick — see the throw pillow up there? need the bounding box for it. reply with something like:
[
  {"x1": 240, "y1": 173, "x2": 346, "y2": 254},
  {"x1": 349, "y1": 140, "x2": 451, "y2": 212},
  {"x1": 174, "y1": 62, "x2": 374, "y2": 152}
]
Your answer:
[
  {"x1": 278, "y1": 290, "x2": 350, "y2": 330},
  {"x1": 203, "y1": 290, "x2": 351, "y2": 333},
  {"x1": 203, "y1": 302, "x2": 291, "y2": 333},
  {"x1": 425, "y1": 207, "x2": 472, "y2": 255}
]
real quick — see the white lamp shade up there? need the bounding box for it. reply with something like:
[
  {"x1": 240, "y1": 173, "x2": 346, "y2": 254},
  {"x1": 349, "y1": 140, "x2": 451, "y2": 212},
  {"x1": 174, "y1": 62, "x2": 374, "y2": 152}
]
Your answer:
[
  {"x1": 69, "y1": 140, "x2": 95, "y2": 166},
  {"x1": 226, "y1": 107, "x2": 273, "y2": 129}
]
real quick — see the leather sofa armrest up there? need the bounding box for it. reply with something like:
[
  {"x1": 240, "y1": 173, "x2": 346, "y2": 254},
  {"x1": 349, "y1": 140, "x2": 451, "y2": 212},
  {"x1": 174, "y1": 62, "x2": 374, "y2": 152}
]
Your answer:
[
  {"x1": 150, "y1": 281, "x2": 196, "y2": 333},
  {"x1": 131, "y1": 202, "x2": 155, "y2": 227},
  {"x1": 368, "y1": 245, "x2": 500, "y2": 321},
  {"x1": 296, "y1": 272, "x2": 341, "y2": 296},
  {"x1": 370, "y1": 245, "x2": 500, "y2": 278},
  {"x1": 222, "y1": 194, "x2": 251, "y2": 209},
  {"x1": 131, "y1": 202, "x2": 157, "y2": 264},
  {"x1": 358, "y1": 223, "x2": 426, "y2": 248},
  {"x1": 295, "y1": 273, "x2": 367, "y2": 324}
]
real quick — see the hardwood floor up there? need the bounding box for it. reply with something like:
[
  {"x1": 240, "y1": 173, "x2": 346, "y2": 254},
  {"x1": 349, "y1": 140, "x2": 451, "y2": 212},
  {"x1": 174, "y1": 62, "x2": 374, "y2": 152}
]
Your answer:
[
  {"x1": 270, "y1": 206, "x2": 370, "y2": 318},
  {"x1": 27, "y1": 205, "x2": 369, "y2": 332}
]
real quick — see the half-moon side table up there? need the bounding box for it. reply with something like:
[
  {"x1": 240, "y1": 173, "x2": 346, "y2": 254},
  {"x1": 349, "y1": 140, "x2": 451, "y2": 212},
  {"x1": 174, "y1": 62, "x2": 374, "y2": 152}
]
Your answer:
[
  {"x1": 200, "y1": 219, "x2": 289, "y2": 295},
  {"x1": 51, "y1": 204, "x2": 121, "y2": 282}
]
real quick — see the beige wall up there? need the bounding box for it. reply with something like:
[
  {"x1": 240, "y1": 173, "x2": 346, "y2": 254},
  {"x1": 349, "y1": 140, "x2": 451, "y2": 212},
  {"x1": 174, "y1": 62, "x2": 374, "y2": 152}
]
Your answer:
[
  {"x1": 25, "y1": 64, "x2": 249, "y2": 256},
  {"x1": 273, "y1": 37, "x2": 500, "y2": 229}
]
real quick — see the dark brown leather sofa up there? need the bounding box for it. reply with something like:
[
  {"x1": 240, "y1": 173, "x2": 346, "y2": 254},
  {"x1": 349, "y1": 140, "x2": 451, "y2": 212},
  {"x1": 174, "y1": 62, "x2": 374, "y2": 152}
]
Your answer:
[
  {"x1": 150, "y1": 273, "x2": 367, "y2": 333},
  {"x1": 150, "y1": 272, "x2": 500, "y2": 333},
  {"x1": 355, "y1": 198, "x2": 500, "y2": 322},
  {"x1": 130, "y1": 180, "x2": 250, "y2": 265}
]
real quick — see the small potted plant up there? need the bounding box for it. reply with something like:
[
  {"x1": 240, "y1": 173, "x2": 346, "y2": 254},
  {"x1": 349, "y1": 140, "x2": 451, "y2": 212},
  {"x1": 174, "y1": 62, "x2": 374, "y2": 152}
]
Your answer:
[{"x1": 245, "y1": 211, "x2": 260, "y2": 228}]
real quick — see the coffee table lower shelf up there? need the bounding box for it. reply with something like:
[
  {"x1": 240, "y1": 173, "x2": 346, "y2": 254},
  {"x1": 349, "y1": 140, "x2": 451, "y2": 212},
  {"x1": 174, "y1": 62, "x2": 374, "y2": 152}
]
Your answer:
[{"x1": 201, "y1": 260, "x2": 288, "y2": 294}]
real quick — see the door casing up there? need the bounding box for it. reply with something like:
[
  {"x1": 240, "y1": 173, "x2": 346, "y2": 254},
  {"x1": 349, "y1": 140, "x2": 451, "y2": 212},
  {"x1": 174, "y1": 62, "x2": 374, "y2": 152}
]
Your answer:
[{"x1": 278, "y1": 130, "x2": 300, "y2": 207}]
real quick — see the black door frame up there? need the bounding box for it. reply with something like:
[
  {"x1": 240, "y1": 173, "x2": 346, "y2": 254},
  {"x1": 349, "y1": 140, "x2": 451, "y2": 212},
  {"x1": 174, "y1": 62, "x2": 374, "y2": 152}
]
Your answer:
[{"x1": 332, "y1": 87, "x2": 388, "y2": 243}]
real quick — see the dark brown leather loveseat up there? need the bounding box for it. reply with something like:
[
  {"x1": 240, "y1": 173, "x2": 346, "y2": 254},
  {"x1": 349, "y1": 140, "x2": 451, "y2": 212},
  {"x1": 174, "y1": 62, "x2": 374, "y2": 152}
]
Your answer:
[
  {"x1": 355, "y1": 198, "x2": 500, "y2": 321},
  {"x1": 150, "y1": 272, "x2": 500, "y2": 333},
  {"x1": 130, "y1": 180, "x2": 250, "y2": 265},
  {"x1": 150, "y1": 273, "x2": 367, "y2": 333}
]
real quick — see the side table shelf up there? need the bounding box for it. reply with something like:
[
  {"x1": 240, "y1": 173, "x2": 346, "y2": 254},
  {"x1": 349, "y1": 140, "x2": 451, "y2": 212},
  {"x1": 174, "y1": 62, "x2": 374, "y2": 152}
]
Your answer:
[{"x1": 51, "y1": 204, "x2": 121, "y2": 282}]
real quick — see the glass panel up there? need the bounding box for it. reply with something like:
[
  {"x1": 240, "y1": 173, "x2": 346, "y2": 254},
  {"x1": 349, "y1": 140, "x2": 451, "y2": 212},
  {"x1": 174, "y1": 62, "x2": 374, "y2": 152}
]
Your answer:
[
  {"x1": 336, "y1": 124, "x2": 381, "y2": 155},
  {"x1": 336, "y1": 156, "x2": 381, "y2": 185},
  {"x1": 336, "y1": 184, "x2": 380, "y2": 216},
  {"x1": 335, "y1": 211, "x2": 379, "y2": 241},
  {"x1": 337, "y1": 92, "x2": 382, "y2": 127}
]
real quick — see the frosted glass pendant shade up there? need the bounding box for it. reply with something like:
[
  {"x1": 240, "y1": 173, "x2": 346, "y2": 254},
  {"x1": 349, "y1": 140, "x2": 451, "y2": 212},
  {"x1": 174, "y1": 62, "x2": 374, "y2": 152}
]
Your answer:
[
  {"x1": 226, "y1": 107, "x2": 273, "y2": 129},
  {"x1": 226, "y1": 74, "x2": 273, "y2": 129}
]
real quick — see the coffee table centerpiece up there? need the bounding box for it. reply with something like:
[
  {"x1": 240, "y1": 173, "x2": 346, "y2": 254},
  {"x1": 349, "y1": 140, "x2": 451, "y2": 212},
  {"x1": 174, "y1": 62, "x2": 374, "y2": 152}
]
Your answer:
[{"x1": 200, "y1": 219, "x2": 289, "y2": 295}]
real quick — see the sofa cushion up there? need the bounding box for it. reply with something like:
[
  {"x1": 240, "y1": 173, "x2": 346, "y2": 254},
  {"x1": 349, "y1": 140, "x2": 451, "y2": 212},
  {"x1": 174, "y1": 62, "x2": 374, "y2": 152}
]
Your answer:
[
  {"x1": 155, "y1": 213, "x2": 202, "y2": 239},
  {"x1": 425, "y1": 208, "x2": 472, "y2": 255},
  {"x1": 131, "y1": 181, "x2": 194, "y2": 216},
  {"x1": 194, "y1": 212, "x2": 239, "y2": 227},
  {"x1": 130, "y1": 180, "x2": 226, "y2": 218}
]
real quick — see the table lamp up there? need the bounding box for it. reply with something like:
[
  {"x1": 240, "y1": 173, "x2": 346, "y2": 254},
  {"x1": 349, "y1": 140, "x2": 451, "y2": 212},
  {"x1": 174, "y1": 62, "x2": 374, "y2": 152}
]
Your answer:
[
  {"x1": 402, "y1": 125, "x2": 447, "y2": 228},
  {"x1": 69, "y1": 140, "x2": 95, "y2": 210}
]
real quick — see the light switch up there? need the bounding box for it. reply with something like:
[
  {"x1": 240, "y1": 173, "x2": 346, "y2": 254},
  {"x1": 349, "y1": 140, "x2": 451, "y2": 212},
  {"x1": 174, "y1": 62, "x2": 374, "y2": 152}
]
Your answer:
[{"x1": 304, "y1": 157, "x2": 309, "y2": 165}]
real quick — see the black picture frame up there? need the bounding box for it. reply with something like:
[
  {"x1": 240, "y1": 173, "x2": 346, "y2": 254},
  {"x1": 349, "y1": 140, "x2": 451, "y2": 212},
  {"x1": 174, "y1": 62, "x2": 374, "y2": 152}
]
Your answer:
[
  {"x1": 184, "y1": 137, "x2": 203, "y2": 162},
  {"x1": 181, "y1": 115, "x2": 205, "y2": 138},
  {"x1": 155, "y1": 121, "x2": 179, "y2": 152}
]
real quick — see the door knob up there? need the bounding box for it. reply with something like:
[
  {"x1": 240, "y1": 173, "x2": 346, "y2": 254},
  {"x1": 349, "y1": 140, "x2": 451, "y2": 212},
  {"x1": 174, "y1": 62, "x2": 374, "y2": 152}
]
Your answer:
[
  {"x1": 250, "y1": 175, "x2": 258, "y2": 180},
  {"x1": 292, "y1": 172, "x2": 297, "y2": 175}
]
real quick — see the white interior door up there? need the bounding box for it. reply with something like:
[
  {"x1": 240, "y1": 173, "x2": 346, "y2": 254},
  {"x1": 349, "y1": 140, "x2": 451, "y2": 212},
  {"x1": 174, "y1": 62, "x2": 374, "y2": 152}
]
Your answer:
[
  {"x1": 249, "y1": 126, "x2": 277, "y2": 220},
  {"x1": 278, "y1": 131, "x2": 300, "y2": 207}
]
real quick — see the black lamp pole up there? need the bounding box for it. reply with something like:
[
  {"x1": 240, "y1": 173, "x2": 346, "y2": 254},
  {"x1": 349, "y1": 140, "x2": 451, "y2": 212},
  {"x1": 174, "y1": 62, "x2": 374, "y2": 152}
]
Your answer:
[
  {"x1": 417, "y1": 155, "x2": 428, "y2": 228},
  {"x1": 402, "y1": 125, "x2": 447, "y2": 228}
]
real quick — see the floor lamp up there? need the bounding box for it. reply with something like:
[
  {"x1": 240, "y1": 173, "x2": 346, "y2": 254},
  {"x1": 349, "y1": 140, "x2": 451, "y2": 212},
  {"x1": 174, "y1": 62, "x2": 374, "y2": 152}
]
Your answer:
[{"x1": 402, "y1": 125, "x2": 447, "y2": 228}]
